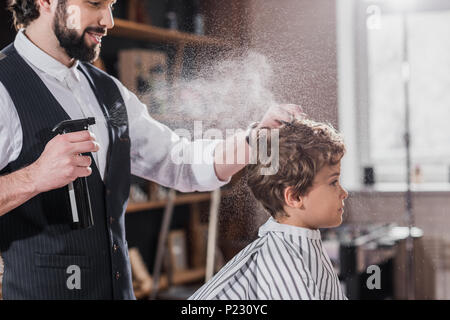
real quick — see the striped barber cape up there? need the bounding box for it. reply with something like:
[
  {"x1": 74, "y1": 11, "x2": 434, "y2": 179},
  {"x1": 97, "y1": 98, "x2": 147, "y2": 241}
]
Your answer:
[{"x1": 189, "y1": 217, "x2": 347, "y2": 300}]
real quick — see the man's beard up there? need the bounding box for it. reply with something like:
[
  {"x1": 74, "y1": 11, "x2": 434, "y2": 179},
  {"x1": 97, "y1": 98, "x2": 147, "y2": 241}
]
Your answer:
[{"x1": 53, "y1": 3, "x2": 103, "y2": 62}]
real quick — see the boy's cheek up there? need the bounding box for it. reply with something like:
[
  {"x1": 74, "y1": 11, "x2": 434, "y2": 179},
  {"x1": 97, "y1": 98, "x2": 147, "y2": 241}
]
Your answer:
[
  {"x1": 335, "y1": 214, "x2": 344, "y2": 227},
  {"x1": 324, "y1": 209, "x2": 343, "y2": 228}
]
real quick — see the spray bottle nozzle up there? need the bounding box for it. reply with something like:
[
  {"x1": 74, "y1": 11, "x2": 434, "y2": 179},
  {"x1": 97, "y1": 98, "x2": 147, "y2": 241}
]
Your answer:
[
  {"x1": 51, "y1": 117, "x2": 97, "y2": 230},
  {"x1": 52, "y1": 117, "x2": 96, "y2": 134}
]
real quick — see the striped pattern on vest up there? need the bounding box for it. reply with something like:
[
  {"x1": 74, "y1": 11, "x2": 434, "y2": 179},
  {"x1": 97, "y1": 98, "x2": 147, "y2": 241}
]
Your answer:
[{"x1": 0, "y1": 43, "x2": 133, "y2": 299}]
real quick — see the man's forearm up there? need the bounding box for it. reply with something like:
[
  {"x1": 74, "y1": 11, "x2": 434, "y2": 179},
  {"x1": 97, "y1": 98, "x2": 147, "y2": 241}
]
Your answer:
[
  {"x1": 0, "y1": 165, "x2": 38, "y2": 217},
  {"x1": 213, "y1": 131, "x2": 250, "y2": 182}
]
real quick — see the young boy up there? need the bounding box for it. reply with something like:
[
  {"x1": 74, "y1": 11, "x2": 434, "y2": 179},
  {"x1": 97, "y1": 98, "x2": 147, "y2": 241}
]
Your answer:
[{"x1": 189, "y1": 119, "x2": 348, "y2": 300}]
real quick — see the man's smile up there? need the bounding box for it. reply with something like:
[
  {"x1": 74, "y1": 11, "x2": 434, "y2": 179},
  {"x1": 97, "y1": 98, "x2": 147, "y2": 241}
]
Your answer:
[{"x1": 86, "y1": 31, "x2": 104, "y2": 44}]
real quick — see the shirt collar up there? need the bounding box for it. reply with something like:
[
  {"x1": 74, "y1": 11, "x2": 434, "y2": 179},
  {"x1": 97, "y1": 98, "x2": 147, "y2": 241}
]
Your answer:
[
  {"x1": 258, "y1": 217, "x2": 321, "y2": 239},
  {"x1": 14, "y1": 29, "x2": 81, "y2": 83}
]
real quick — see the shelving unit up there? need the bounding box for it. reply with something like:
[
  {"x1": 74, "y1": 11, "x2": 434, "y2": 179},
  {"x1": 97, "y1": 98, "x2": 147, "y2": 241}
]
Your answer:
[
  {"x1": 110, "y1": 18, "x2": 230, "y2": 47},
  {"x1": 112, "y1": 16, "x2": 229, "y2": 216},
  {"x1": 110, "y1": 12, "x2": 231, "y2": 214},
  {"x1": 126, "y1": 192, "x2": 212, "y2": 213},
  {"x1": 108, "y1": 18, "x2": 231, "y2": 80},
  {"x1": 106, "y1": 10, "x2": 233, "y2": 298}
]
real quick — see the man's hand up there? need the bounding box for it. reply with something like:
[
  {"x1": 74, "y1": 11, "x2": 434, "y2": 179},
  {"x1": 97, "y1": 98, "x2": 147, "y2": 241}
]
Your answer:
[
  {"x1": 29, "y1": 130, "x2": 100, "y2": 194},
  {"x1": 258, "y1": 104, "x2": 306, "y2": 129},
  {"x1": 213, "y1": 104, "x2": 306, "y2": 182}
]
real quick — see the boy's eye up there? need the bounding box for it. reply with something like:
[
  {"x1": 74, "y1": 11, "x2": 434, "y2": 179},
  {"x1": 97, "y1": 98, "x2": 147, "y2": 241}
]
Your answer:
[
  {"x1": 89, "y1": 1, "x2": 101, "y2": 7},
  {"x1": 331, "y1": 180, "x2": 338, "y2": 186}
]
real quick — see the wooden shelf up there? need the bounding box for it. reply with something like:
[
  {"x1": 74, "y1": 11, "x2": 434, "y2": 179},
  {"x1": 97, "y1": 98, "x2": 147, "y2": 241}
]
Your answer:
[
  {"x1": 147, "y1": 267, "x2": 205, "y2": 294},
  {"x1": 110, "y1": 18, "x2": 230, "y2": 48},
  {"x1": 172, "y1": 267, "x2": 205, "y2": 285},
  {"x1": 126, "y1": 192, "x2": 213, "y2": 213}
]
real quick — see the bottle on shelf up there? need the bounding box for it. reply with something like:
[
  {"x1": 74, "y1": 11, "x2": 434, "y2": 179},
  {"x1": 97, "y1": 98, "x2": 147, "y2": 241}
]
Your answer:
[
  {"x1": 193, "y1": 0, "x2": 205, "y2": 35},
  {"x1": 165, "y1": 0, "x2": 179, "y2": 30},
  {"x1": 182, "y1": 0, "x2": 204, "y2": 34}
]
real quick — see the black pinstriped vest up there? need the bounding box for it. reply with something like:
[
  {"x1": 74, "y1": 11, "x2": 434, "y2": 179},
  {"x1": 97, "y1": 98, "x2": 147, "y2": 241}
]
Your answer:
[{"x1": 0, "y1": 43, "x2": 134, "y2": 299}]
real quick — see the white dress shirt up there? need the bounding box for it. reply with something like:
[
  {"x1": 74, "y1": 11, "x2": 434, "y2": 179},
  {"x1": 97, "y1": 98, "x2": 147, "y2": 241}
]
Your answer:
[{"x1": 0, "y1": 30, "x2": 229, "y2": 192}]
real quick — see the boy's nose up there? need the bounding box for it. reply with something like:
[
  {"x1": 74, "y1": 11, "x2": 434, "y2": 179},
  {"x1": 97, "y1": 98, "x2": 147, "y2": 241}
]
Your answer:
[{"x1": 341, "y1": 187, "x2": 349, "y2": 200}]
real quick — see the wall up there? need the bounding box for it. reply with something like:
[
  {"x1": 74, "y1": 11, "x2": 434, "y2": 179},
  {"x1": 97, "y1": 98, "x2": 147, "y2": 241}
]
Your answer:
[{"x1": 247, "y1": 0, "x2": 338, "y2": 126}]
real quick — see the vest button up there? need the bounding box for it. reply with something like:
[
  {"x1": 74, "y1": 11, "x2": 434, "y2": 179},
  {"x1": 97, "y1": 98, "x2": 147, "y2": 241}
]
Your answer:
[
  {"x1": 106, "y1": 189, "x2": 111, "y2": 195},
  {"x1": 115, "y1": 271, "x2": 120, "y2": 280},
  {"x1": 113, "y1": 244, "x2": 118, "y2": 252},
  {"x1": 109, "y1": 217, "x2": 115, "y2": 224}
]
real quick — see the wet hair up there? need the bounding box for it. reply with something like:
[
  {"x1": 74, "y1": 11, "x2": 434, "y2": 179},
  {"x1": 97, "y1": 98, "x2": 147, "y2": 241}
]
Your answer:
[{"x1": 247, "y1": 119, "x2": 346, "y2": 219}]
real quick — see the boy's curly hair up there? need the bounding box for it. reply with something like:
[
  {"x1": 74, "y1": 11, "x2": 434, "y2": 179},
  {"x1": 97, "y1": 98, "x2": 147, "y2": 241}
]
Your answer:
[
  {"x1": 247, "y1": 119, "x2": 346, "y2": 219},
  {"x1": 7, "y1": 0, "x2": 41, "y2": 30}
]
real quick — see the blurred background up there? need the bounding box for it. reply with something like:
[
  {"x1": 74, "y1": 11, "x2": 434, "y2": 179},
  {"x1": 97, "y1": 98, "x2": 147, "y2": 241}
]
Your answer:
[{"x1": 0, "y1": 0, "x2": 449, "y2": 300}]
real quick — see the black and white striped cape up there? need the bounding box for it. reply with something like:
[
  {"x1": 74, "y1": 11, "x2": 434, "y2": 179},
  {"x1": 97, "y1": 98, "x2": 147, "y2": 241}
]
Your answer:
[{"x1": 189, "y1": 217, "x2": 347, "y2": 300}]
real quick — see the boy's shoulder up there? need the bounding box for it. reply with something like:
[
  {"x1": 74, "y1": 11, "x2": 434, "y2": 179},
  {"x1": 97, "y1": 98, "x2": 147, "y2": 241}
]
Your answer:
[
  {"x1": 258, "y1": 218, "x2": 322, "y2": 242},
  {"x1": 257, "y1": 218, "x2": 323, "y2": 260},
  {"x1": 189, "y1": 221, "x2": 319, "y2": 300},
  {"x1": 257, "y1": 229, "x2": 304, "y2": 261}
]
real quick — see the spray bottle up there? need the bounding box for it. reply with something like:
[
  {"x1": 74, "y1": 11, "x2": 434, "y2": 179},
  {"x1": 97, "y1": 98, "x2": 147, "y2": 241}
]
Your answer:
[{"x1": 52, "y1": 117, "x2": 96, "y2": 229}]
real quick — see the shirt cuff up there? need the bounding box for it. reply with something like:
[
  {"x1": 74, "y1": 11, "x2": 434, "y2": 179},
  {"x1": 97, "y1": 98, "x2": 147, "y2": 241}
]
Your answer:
[{"x1": 191, "y1": 139, "x2": 231, "y2": 191}]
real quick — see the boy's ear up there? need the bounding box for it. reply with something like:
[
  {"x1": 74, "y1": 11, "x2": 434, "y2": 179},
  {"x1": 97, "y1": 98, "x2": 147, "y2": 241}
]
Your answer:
[{"x1": 284, "y1": 186, "x2": 304, "y2": 209}]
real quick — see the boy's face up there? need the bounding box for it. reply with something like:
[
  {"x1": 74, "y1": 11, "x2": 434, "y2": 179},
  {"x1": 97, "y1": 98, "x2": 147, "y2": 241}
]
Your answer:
[
  {"x1": 299, "y1": 161, "x2": 348, "y2": 229},
  {"x1": 52, "y1": 0, "x2": 115, "y2": 62}
]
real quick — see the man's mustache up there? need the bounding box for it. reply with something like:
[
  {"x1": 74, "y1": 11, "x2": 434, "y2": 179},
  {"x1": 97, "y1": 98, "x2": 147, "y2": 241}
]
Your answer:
[{"x1": 84, "y1": 27, "x2": 107, "y2": 36}]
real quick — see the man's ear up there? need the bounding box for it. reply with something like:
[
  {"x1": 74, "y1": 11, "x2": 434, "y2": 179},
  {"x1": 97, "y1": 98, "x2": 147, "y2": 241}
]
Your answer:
[
  {"x1": 283, "y1": 186, "x2": 304, "y2": 209},
  {"x1": 37, "y1": 0, "x2": 56, "y2": 14}
]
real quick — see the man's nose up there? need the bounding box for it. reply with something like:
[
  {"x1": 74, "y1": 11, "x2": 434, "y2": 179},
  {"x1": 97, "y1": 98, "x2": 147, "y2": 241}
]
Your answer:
[{"x1": 99, "y1": 7, "x2": 114, "y2": 29}]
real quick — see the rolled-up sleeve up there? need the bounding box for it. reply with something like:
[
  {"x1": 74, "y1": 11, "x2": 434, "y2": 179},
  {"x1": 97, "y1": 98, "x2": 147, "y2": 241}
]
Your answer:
[{"x1": 111, "y1": 77, "x2": 230, "y2": 192}]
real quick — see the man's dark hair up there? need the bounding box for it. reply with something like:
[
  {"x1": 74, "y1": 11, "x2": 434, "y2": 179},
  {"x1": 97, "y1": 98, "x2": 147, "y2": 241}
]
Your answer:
[{"x1": 7, "y1": 0, "x2": 40, "y2": 30}]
